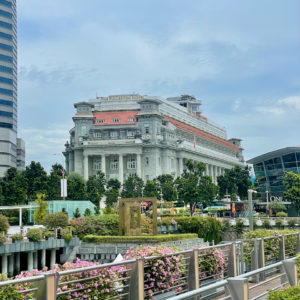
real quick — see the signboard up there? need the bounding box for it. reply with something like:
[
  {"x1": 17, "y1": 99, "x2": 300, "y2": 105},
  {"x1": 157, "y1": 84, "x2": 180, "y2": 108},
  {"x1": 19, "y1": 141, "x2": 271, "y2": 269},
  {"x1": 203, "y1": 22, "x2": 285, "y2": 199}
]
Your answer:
[{"x1": 61, "y1": 179, "x2": 67, "y2": 198}]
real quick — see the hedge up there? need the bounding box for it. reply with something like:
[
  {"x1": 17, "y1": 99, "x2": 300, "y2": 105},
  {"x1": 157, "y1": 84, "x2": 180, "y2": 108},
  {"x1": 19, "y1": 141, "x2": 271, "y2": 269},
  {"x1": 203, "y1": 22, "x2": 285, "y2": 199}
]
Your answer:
[
  {"x1": 267, "y1": 286, "x2": 300, "y2": 299},
  {"x1": 83, "y1": 233, "x2": 198, "y2": 243}
]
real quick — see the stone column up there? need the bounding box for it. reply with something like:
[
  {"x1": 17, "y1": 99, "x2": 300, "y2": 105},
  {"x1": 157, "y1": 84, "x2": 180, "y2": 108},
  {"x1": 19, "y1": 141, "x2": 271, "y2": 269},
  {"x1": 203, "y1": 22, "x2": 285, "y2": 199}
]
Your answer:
[
  {"x1": 213, "y1": 165, "x2": 216, "y2": 183},
  {"x1": 15, "y1": 253, "x2": 20, "y2": 275},
  {"x1": 136, "y1": 154, "x2": 142, "y2": 178},
  {"x1": 8, "y1": 254, "x2": 14, "y2": 276},
  {"x1": 50, "y1": 249, "x2": 56, "y2": 269},
  {"x1": 41, "y1": 249, "x2": 46, "y2": 269},
  {"x1": 19, "y1": 208, "x2": 22, "y2": 228},
  {"x1": 179, "y1": 157, "x2": 184, "y2": 176},
  {"x1": 28, "y1": 252, "x2": 33, "y2": 272},
  {"x1": 119, "y1": 154, "x2": 124, "y2": 184},
  {"x1": 33, "y1": 251, "x2": 38, "y2": 270},
  {"x1": 1, "y1": 255, "x2": 7, "y2": 275},
  {"x1": 205, "y1": 164, "x2": 209, "y2": 176},
  {"x1": 101, "y1": 154, "x2": 106, "y2": 174},
  {"x1": 83, "y1": 152, "x2": 89, "y2": 181}
]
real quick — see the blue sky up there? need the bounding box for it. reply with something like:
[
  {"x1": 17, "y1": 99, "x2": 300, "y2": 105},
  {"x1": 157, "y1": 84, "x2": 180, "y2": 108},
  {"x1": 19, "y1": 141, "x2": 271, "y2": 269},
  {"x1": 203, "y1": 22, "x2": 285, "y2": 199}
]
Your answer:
[{"x1": 17, "y1": 0, "x2": 300, "y2": 172}]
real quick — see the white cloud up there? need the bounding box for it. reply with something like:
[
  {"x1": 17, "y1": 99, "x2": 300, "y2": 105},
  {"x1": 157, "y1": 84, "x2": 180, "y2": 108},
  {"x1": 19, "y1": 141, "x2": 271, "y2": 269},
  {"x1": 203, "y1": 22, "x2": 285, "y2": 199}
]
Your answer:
[
  {"x1": 232, "y1": 99, "x2": 240, "y2": 111},
  {"x1": 278, "y1": 96, "x2": 300, "y2": 110},
  {"x1": 256, "y1": 106, "x2": 285, "y2": 116}
]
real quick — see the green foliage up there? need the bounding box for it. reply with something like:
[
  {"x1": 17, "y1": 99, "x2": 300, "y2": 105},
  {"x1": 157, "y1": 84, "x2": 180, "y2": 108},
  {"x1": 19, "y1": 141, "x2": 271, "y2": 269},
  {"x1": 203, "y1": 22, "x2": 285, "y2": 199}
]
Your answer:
[
  {"x1": 61, "y1": 228, "x2": 73, "y2": 243},
  {"x1": 156, "y1": 174, "x2": 177, "y2": 202},
  {"x1": 0, "y1": 274, "x2": 28, "y2": 300},
  {"x1": 10, "y1": 233, "x2": 23, "y2": 242},
  {"x1": 84, "y1": 208, "x2": 92, "y2": 217},
  {"x1": 33, "y1": 193, "x2": 47, "y2": 225},
  {"x1": 217, "y1": 165, "x2": 252, "y2": 199},
  {"x1": 44, "y1": 230, "x2": 56, "y2": 239},
  {"x1": 275, "y1": 219, "x2": 284, "y2": 229},
  {"x1": 121, "y1": 174, "x2": 144, "y2": 198},
  {"x1": 143, "y1": 180, "x2": 160, "y2": 198},
  {"x1": 267, "y1": 286, "x2": 300, "y2": 300},
  {"x1": 102, "y1": 206, "x2": 115, "y2": 214},
  {"x1": 269, "y1": 202, "x2": 287, "y2": 213},
  {"x1": 174, "y1": 216, "x2": 222, "y2": 243},
  {"x1": 234, "y1": 219, "x2": 244, "y2": 235},
  {"x1": 104, "y1": 188, "x2": 119, "y2": 207},
  {"x1": 70, "y1": 215, "x2": 119, "y2": 238},
  {"x1": 44, "y1": 212, "x2": 69, "y2": 228},
  {"x1": 283, "y1": 172, "x2": 300, "y2": 214},
  {"x1": 0, "y1": 214, "x2": 9, "y2": 233},
  {"x1": 26, "y1": 228, "x2": 42, "y2": 242},
  {"x1": 8, "y1": 217, "x2": 18, "y2": 224},
  {"x1": 263, "y1": 219, "x2": 271, "y2": 229},
  {"x1": 276, "y1": 211, "x2": 287, "y2": 217},
  {"x1": 73, "y1": 208, "x2": 81, "y2": 218},
  {"x1": 288, "y1": 219, "x2": 296, "y2": 228},
  {"x1": 83, "y1": 233, "x2": 198, "y2": 243},
  {"x1": 176, "y1": 159, "x2": 217, "y2": 215},
  {"x1": 86, "y1": 172, "x2": 106, "y2": 207},
  {"x1": 67, "y1": 172, "x2": 87, "y2": 200}
]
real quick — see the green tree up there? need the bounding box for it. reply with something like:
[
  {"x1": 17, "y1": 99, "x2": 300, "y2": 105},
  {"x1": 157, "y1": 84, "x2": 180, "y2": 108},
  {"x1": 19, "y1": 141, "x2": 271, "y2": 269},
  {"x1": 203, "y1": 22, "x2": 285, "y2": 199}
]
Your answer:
[
  {"x1": 217, "y1": 166, "x2": 252, "y2": 200},
  {"x1": 176, "y1": 159, "x2": 217, "y2": 215},
  {"x1": 84, "y1": 208, "x2": 92, "y2": 217},
  {"x1": 283, "y1": 172, "x2": 300, "y2": 214},
  {"x1": 106, "y1": 178, "x2": 121, "y2": 190},
  {"x1": 104, "y1": 178, "x2": 121, "y2": 207},
  {"x1": 156, "y1": 174, "x2": 177, "y2": 201},
  {"x1": 144, "y1": 180, "x2": 160, "y2": 198},
  {"x1": 73, "y1": 208, "x2": 81, "y2": 218},
  {"x1": 86, "y1": 171, "x2": 106, "y2": 207},
  {"x1": 121, "y1": 174, "x2": 144, "y2": 198},
  {"x1": 1, "y1": 168, "x2": 28, "y2": 205},
  {"x1": 32, "y1": 193, "x2": 47, "y2": 225},
  {"x1": 24, "y1": 161, "x2": 49, "y2": 200},
  {"x1": 51, "y1": 163, "x2": 65, "y2": 176},
  {"x1": 67, "y1": 173, "x2": 87, "y2": 200}
]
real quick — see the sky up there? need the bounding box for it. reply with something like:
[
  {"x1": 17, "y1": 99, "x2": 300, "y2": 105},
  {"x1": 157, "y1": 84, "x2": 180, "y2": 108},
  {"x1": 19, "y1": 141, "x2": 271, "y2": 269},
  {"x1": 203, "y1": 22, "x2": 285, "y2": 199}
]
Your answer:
[{"x1": 17, "y1": 0, "x2": 300, "y2": 172}]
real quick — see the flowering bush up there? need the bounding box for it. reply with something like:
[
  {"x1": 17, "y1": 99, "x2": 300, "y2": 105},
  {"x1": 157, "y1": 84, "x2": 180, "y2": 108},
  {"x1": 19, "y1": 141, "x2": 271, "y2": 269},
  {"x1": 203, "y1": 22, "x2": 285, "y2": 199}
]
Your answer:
[
  {"x1": 0, "y1": 273, "x2": 28, "y2": 300},
  {"x1": 70, "y1": 215, "x2": 118, "y2": 239},
  {"x1": 198, "y1": 248, "x2": 227, "y2": 280},
  {"x1": 14, "y1": 259, "x2": 121, "y2": 300},
  {"x1": 124, "y1": 245, "x2": 184, "y2": 299}
]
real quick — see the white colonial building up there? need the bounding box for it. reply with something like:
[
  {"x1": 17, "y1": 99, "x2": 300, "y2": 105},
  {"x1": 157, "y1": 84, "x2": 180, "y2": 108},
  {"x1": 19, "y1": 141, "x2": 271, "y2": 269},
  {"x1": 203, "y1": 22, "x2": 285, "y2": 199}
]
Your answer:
[{"x1": 63, "y1": 94, "x2": 244, "y2": 183}]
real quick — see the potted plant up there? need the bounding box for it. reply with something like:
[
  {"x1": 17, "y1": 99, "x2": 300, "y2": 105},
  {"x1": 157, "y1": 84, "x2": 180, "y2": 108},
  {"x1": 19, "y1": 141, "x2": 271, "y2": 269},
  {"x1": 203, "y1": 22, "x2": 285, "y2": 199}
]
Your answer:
[
  {"x1": 10, "y1": 233, "x2": 23, "y2": 243},
  {"x1": 26, "y1": 228, "x2": 42, "y2": 242},
  {"x1": 44, "y1": 230, "x2": 56, "y2": 240}
]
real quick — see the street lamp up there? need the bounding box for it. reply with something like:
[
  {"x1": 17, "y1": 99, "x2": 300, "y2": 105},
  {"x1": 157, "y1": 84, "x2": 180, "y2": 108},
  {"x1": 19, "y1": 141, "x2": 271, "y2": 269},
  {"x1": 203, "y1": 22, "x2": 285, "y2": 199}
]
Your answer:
[
  {"x1": 266, "y1": 190, "x2": 269, "y2": 218},
  {"x1": 160, "y1": 188, "x2": 163, "y2": 215},
  {"x1": 248, "y1": 189, "x2": 257, "y2": 231}
]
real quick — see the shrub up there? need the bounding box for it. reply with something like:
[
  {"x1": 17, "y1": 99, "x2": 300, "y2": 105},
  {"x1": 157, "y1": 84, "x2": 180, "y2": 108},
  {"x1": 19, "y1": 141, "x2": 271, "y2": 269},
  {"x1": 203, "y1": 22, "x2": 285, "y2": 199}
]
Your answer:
[
  {"x1": 174, "y1": 216, "x2": 222, "y2": 243},
  {"x1": 44, "y1": 230, "x2": 56, "y2": 239},
  {"x1": 269, "y1": 202, "x2": 286, "y2": 213},
  {"x1": 10, "y1": 233, "x2": 23, "y2": 242},
  {"x1": 267, "y1": 285, "x2": 300, "y2": 299},
  {"x1": 44, "y1": 212, "x2": 69, "y2": 229},
  {"x1": 124, "y1": 245, "x2": 184, "y2": 298},
  {"x1": 83, "y1": 233, "x2": 198, "y2": 243},
  {"x1": 234, "y1": 219, "x2": 244, "y2": 235},
  {"x1": 198, "y1": 248, "x2": 227, "y2": 280},
  {"x1": 61, "y1": 228, "x2": 73, "y2": 243},
  {"x1": 0, "y1": 214, "x2": 9, "y2": 233},
  {"x1": 288, "y1": 219, "x2": 296, "y2": 228},
  {"x1": 0, "y1": 274, "x2": 27, "y2": 300},
  {"x1": 102, "y1": 207, "x2": 115, "y2": 214},
  {"x1": 276, "y1": 212, "x2": 287, "y2": 217},
  {"x1": 222, "y1": 220, "x2": 231, "y2": 232},
  {"x1": 275, "y1": 219, "x2": 284, "y2": 229},
  {"x1": 263, "y1": 219, "x2": 271, "y2": 229},
  {"x1": 26, "y1": 228, "x2": 42, "y2": 242},
  {"x1": 70, "y1": 214, "x2": 119, "y2": 239},
  {"x1": 84, "y1": 208, "x2": 92, "y2": 217},
  {"x1": 8, "y1": 217, "x2": 19, "y2": 224}
]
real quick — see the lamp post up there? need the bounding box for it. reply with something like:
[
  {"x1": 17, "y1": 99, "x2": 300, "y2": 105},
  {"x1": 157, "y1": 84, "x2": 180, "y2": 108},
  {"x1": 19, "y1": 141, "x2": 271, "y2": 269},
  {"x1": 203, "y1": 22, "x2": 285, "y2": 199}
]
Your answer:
[
  {"x1": 160, "y1": 188, "x2": 163, "y2": 215},
  {"x1": 248, "y1": 189, "x2": 257, "y2": 231},
  {"x1": 266, "y1": 190, "x2": 269, "y2": 218}
]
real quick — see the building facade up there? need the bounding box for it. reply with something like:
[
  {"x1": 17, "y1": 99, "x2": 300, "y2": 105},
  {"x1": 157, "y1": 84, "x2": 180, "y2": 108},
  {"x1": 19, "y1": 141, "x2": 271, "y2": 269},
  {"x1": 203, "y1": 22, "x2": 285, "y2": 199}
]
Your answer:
[
  {"x1": 64, "y1": 94, "x2": 245, "y2": 183},
  {"x1": 0, "y1": 0, "x2": 24, "y2": 176},
  {"x1": 247, "y1": 147, "x2": 300, "y2": 201}
]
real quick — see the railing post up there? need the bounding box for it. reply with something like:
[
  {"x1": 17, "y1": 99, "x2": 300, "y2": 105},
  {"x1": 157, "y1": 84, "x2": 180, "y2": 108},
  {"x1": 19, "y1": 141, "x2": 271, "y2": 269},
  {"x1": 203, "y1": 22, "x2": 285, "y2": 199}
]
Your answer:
[
  {"x1": 187, "y1": 249, "x2": 199, "y2": 293},
  {"x1": 296, "y1": 233, "x2": 300, "y2": 253},
  {"x1": 227, "y1": 278, "x2": 249, "y2": 300},
  {"x1": 282, "y1": 260, "x2": 298, "y2": 286},
  {"x1": 279, "y1": 235, "x2": 286, "y2": 261},
  {"x1": 129, "y1": 259, "x2": 144, "y2": 300},
  {"x1": 228, "y1": 242, "x2": 237, "y2": 277},
  {"x1": 251, "y1": 239, "x2": 259, "y2": 282},
  {"x1": 258, "y1": 238, "x2": 265, "y2": 281},
  {"x1": 35, "y1": 273, "x2": 57, "y2": 300}
]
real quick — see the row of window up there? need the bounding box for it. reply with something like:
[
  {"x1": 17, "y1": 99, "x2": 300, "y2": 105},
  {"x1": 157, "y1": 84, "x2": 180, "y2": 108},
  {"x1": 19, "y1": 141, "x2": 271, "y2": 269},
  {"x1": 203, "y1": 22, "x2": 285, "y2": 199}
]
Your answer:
[
  {"x1": 93, "y1": 157, "x2": 137, "y2": 170},
  {"x1": 0, "y1": 76, "x2": 12, "y2": 85},
  {"x1": 0, "y1": 53, "x2": 12, "y2": 62},
  {"x1": 0, "y1": 99, "x2": 13, "y2": 106},
  {"x1": 0, "y1": 65, "x2": 12, "y2": 73},
  {"x1": 95, "y1": 117, "x2": 136, "y2": 123},
  {"x1": 0, "y1": 20, "x2": 12, "y2": 30},
  {"x1": 0, "y1": 42, "x2": 12, "y2": 52},
  {"x1": 0, "y1": 31, "x2": 12, "y2": 40},
  {"x1": 0, "y1": 110, "x2": 12, "y2": 117},
  {"x1": 0, "y1": 9, "x2": 12, "y2": 19},
  {"x1": 0, "y1": 121, "x2": 12, "y2": 128},
  {"x1": 93, "y1": 130, "x2": 135, "y2": 138},
  {"x1": 0, "y1": 87, "x2": 12, "y2": 95},
  {"x1": 0, "y1": 0, "x2": 12, "y2": 8}
]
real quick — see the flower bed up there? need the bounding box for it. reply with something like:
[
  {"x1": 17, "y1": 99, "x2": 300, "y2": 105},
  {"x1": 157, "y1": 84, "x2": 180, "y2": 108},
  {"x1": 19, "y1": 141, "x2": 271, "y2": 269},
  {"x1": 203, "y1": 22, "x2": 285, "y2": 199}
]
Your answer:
[{"x1": 124, "y1": 245, "x2": 185, "y2": 299}]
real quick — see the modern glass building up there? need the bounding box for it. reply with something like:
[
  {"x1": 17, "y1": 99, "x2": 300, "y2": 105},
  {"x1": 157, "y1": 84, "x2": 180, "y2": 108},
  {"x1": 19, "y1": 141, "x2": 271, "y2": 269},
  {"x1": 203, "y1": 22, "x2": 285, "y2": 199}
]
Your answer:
[
  {"x1": 247, "y1": 147, "x2": 300, "y2": 201},
  {"x1": 0, "y1": 0, "x2": 24, "y2": 176}
]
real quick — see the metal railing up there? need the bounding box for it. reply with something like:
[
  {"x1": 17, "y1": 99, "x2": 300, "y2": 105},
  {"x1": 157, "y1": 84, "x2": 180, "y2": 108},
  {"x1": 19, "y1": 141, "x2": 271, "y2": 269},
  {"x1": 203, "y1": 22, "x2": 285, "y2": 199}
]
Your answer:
[{"x1": 0, "y1": 232, "x2": 299, "y2": 299}]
